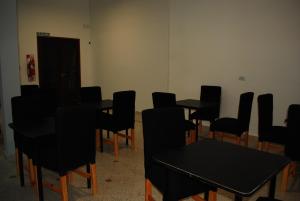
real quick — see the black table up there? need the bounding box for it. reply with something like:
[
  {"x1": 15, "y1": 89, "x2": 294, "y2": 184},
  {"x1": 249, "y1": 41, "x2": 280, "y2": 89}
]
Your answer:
[
  {"x1": 153, "y1": 139, "x2": 290, "y2": 201},
  {"x1": 176, "y1": 99, "x2": 217, "y2": 117},
  {"x1": 98, "y1": 99, "x2": 113, "y2": 111}
]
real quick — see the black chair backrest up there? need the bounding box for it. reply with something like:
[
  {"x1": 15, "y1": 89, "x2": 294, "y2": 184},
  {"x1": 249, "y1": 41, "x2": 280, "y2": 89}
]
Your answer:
[
  {"x1": 237, "y1": 92, "x2": 254, "y2": 131},
  {"x1": 11, "y1": 96, "x2": 43, "y2": 128},
  {"x1": 80, "y1": 86, "x2": 102, "y2": 104},
  {"x1": 142, "y1": 107, "x2": 186, "y2": 178},
  {"x1": 113, "y1": 90, "x2": 136, "y2": 129},
  {"x1": 20, "y1": 85, "x2": 39, "y2": 97},
  {"x1": 257, "y1": 93, "x2": 273, "y2": 134},
  {"x1": 152, "y1": 92, "x2": 176, "y2": 108},
  {"x1": 200, "y1": 85, "x2": 222, "y2": 118},
  {"x1": 200, "y1": 85, "x2": 221, "y2": 103},
  {"x1": 55, "y1": 105, "x2": 96, "y2": 175},
  {"x1": 285, "y1": 104, "x2": 300, "y2": 161}
]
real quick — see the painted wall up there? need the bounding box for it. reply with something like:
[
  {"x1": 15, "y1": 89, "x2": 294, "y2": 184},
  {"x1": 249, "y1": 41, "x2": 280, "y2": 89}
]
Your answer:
[
  {"x1": 17, "y1": 0, "x2": 94, "y2": 86},
  {"x1": 90, "y1": 0, "x2": 170, "y2": 111},
  {"x1": 169, "y1": 0, "x2": 300, "y2": 134},
  {"x1": 16, "y1": 0, "x2": 300, "y2": 135},
  {"x1": 0, "y1": 0, "x2": 21, "y2": 156}
]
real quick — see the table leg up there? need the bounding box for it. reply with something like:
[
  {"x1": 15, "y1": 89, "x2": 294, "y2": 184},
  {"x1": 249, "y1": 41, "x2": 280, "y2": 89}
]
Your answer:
[
  {"x1": 17, "y1": 148, "x2": 25, "y2": 186},
  {"x1": 86, "y1": 164, "x2": 91, "y2": 188},
  {"x1": 36, "y1": 166, "x2": 44, "y2": 201},
  {"x1": 126, "y1": 129, "x2": 128, "y2": 145},
  {"x1": 269, "y1": 176, "x2": 276, "y2": 198}
]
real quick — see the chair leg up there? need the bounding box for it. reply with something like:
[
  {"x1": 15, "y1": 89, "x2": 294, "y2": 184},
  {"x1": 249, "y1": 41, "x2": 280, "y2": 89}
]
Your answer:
[
  {"x1": 208, "y1": 131, "x2": 214, "y2": 139},
  {"x1": 244, "y1": 132, "x2": 249, "y2": 147},
  {"x1": 257, "y1": 142, "x2": 263, "y2": 151},
  {"x1": 281, "y1": 163, "x2": 290, "y2": 192},
  {"x1": 16, "y1": 148, "x2": 25, "y2": 186},
  {"x1": 60, "y1": 175, "x2": 68, "y2": 201},
  {"x1": 145, "y1": 179, "x2": 152, "y2": 201},
  {"x1": 208, "y1": 190, "x2": 217, "y2": 201},
  {"x1": 131, "y1": 128, "x2": 136, "y2": 150},
  {"x1": 90, "y1": 163, "x2": 97, "y2": 195},
  {"x1": 15, "y1": 148, "x2": 19, "y2": 176},
  {"x1": 190, "y1": 129, "x2": 197, "y2": 143},
  {"x1": 199, "y1": 120, "x2": 203, "y2": 135},
  {"x1": 95, "y1": 129, "x2": 100, "y2": 150},
  {"x1": 28, "y1": 158, "x2": 36, "y2": 186},
  {"x1": 113, "y1": 133, "x2": 119, "y2": 161}
]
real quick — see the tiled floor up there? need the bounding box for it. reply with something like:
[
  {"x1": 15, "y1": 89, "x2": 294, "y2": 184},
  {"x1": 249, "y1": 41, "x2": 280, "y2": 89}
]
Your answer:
[{"x1": 0, "y1": 113, "x2": 299, "y2": 201}]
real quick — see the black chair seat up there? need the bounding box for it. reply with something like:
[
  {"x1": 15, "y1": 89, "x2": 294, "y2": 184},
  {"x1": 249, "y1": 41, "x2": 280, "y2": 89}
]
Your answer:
[
  {"x1": 259, "y1": 126, "x2": 287, "y2": 145},
  {"x1": 209, "y1": 92, "x2": 254, "y2": 145},
  {"x1": 210, "y1": 118, "x2": 245, "y2": 136}
]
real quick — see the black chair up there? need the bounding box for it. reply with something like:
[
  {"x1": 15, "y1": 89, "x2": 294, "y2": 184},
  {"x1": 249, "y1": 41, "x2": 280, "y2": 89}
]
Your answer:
[
  {"x1": 20, "y1": 84, "x2": 40, "y2": 97},
  {"x1": 11, "y1": 95, "x2": 43, "y2": 187},
  {"x1": 98, "y1": 90, "x2": 136, "y2": 161},
  {"x1": 190, "y1": 85, "x2": 221, "y2": 140},
  {"x1": 281, "y1": 104, "x2": 300, "y2": 191},
  {"x1": 142, "y1": 107, "x2": 216, "y2": 201},
  {"x1": 80, "y1": 86, "x2": 103, "y2": 149},
  {"x1": 209, "y1": 92, "x2": 254, "y2": 145},
  {"x1": 35, "y1": 105, "x2": 97, "y2": 201},
  {"x1": 257, "y1": 94, "x2": 287, "y2": 151},
  {"x1": 80, "y1": 86, "x2": 102, "y2": 104},
  {"x1": 152, "y1": 92, "x2": 196, "y2": 143}
]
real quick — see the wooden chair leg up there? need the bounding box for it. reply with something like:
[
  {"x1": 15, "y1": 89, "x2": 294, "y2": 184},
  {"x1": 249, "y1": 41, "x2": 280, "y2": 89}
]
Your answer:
[
  {"x1": 145, "y1": 179, "x2": 152, "y2": 201},
  {"x1": 90, "y1": 164, "x2": 97, "y2": 195},
  {"x1": 95, "y1": 129, "x2": 100, "y2": 150},
  {"x1": 113, "y1": 133, "x2": 119, "y2": 161},
  {"x1": 60, "y1": 175, "x2": 68, "y2": 201},
  {"x1": 190, "y1": 129, "x2": 196, "y2": 143},
  {"x1": 192, "y1": 195, "x2": 205, "y2": 201},
  {"x1": 257, "y1": 142, "x2": 263, "y2": 151},
  {"x1": 28, "y1": 158, "x2": 36, "y2": 186},
  {"x1": 208, "y1": 131, "x2": 214, "y2": 139},
  {"x1": 131, "y1": 128, "x2": 136, "y2": 150},
  {"x1": 208, "y1": 190, "x2": 217, "y2": 201},
  {"x1": 281, "y1": 163, "x2": 290, "y2": 192}
]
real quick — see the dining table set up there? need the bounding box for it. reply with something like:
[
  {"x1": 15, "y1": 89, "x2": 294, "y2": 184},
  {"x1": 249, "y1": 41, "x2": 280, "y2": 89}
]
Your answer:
[{"x1": 9, "y1": 85, "x2": 297, "y2": 201}]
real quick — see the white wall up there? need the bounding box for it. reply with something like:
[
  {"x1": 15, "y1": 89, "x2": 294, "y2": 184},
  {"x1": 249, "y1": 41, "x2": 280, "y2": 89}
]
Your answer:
[
  {"x1": 90, "y1": 0, "x2": 170, "y2": 111},
  {"x1": 17, "y1": 0, "x2": 94, "y2": 86},
  {"x1": 0, "y1": 0, "x2": 21, "y2": 156},
  {"x1": 169, "y1": 0, "x2": 300, "y2": 134},
  {"x1": 16, "y1": 0, "x2": 300, "y2": 135}
]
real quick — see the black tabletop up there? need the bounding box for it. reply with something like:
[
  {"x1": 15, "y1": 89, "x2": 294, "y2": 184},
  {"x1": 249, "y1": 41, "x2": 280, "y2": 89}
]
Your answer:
[
  {"x1": 98, "y1": 99, "x2": 113, "y2": 110},
  {"x1": 153, "y1": 139, "x2": 290, "y2": 197},
  {"x1": 176, "y1": 99, "x2": 216, "y2": 110}
]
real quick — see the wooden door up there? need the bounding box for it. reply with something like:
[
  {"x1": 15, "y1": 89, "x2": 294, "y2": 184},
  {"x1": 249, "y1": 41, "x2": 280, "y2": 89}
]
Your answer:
[{"x1": 37, "y1": 36, "x2": 81, "y2": 106}]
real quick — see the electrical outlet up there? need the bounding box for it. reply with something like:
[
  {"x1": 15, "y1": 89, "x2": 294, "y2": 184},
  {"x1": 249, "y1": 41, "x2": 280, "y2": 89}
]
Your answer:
[{"x1": 238, "y1": 76, "x2": 245, "y2": 81}]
